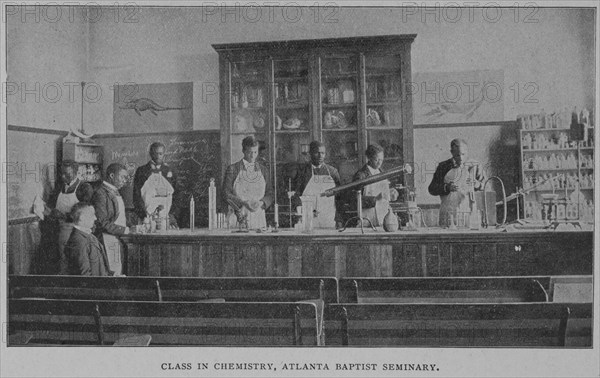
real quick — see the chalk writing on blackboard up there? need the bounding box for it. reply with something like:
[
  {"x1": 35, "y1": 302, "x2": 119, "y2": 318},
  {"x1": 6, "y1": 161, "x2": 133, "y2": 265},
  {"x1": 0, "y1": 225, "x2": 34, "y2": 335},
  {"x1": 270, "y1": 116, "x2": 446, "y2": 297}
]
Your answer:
[{"x1": 96, "y1": 131, "x2": 221, "y2": 228}]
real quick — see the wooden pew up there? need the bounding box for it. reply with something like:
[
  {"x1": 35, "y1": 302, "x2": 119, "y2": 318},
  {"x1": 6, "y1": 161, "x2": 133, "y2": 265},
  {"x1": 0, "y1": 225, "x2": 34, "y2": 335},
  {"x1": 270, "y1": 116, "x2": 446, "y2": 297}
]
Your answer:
[
  {"x1": 9, "y1": 275, "x2": 339, "y2": 304},
  {"x1": 9, "y1": 298, "x2": 320, "y2": 346},
  {"x1": 9, "y1": 299, "x2": 102, "y2": 345},
  {"x1": 550, "y1": 275, "x2": 593, "y2": 303},
  {"x1": 323, "y1": 303, "x2": 572, "y2": 347},
  {"x1": 338, "y1": 276, "x2": 550, "y2": 304},
  {"x1": 549, "y1": 276, "x2": 593, "y2": 347}
]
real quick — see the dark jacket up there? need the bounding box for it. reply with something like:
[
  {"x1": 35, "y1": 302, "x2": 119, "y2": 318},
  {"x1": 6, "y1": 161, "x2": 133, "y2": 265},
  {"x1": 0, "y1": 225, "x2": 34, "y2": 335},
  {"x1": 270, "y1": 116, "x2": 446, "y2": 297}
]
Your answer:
[
  {"x1": 91, "y1": 183, "x2": 127, "y2": 244},
  {"x1": 352, "y1": 164, "x2": 383, "y2": 209},
  {"x1": 428, "y1": 158, "x2": 485, "y2": 196},
  {"x1": 133, "y1": 162, "x2": 179, "y2": 220},
  {"x1": 222, "y1": 160, "x2": 273, "y2": 210},
  {"x1": 48, "y1": 179, "x2": 94, "y2": 222},
  {"x1": 64, "y1": 227, "x2": 113, "y2": 276}
]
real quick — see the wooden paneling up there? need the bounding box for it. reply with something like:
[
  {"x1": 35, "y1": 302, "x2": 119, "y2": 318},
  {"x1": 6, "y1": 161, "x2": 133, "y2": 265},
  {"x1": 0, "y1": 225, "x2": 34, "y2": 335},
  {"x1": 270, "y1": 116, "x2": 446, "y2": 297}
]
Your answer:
[
  {"x1": 123, "y1": 231, "x2": 593, "y2": 278},
  {"x1": 7, "y1": 220, "x2": 47, "y2": 275}
]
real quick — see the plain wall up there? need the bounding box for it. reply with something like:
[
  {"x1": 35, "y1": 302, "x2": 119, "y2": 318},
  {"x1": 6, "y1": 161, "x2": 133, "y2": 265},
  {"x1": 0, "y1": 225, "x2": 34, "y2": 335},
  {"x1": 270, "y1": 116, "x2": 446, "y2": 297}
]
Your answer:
[{"x1": 6, "y1": 6, "x2": 596, "y2": 134}]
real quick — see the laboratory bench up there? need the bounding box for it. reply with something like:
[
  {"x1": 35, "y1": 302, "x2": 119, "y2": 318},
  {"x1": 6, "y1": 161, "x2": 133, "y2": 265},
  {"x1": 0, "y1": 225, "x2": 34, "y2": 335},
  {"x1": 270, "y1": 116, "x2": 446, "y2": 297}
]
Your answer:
[{"x1": 121, "y1": 227, "x2": 594, "y2": 278}]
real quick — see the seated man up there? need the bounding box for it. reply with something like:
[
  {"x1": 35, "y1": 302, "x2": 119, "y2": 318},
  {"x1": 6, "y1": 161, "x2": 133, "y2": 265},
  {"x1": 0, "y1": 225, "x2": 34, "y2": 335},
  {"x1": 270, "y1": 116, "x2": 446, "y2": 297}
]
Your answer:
[{"x1": 64, "y1": 202, "x2": 114, "y2": 276}]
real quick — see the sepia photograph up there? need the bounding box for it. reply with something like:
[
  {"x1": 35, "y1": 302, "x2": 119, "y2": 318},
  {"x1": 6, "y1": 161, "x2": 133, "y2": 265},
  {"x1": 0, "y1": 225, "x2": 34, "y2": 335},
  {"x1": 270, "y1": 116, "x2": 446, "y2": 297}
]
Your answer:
[{"x1": 0, "y1": 1, "x2": 598, "y2": 377}]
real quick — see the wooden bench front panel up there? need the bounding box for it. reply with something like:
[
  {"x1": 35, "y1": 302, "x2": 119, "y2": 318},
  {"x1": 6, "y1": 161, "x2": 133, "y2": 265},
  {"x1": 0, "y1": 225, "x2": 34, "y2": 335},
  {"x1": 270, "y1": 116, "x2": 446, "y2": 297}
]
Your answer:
[{"x1": 9, "y1": 299, "x2": 320, "y2": 346}]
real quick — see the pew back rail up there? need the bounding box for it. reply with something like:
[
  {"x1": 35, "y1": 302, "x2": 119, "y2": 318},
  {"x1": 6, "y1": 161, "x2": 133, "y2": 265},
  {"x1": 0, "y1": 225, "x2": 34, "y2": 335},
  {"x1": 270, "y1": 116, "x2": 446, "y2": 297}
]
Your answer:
[
  {"x1": 338, "y1": 276, "x2": 551, "y2": 304},
  {"x1": 9, "y1": 275, "x2": 339, "y2": 304}
]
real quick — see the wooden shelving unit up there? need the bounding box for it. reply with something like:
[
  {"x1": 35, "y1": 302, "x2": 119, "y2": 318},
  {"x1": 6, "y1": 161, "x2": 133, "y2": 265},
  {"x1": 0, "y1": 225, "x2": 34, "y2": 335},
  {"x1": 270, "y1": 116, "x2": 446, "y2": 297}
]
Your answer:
[{"x1": 214, "y1": 35, "x2": 416, "y2": 225}]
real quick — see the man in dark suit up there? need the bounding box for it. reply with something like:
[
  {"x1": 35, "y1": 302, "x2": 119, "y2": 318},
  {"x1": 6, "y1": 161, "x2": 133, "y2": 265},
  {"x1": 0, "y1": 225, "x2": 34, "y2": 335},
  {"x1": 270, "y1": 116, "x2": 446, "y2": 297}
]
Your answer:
[
  {"x1": 92, "y1": 163, "x2": 130, "y2": 275},
  {"x1": 132, "y1": 142, "x2": 179, "y2": 226},
  {"x1": 64, "y1": 202, "x2": 113, "y2": 276}
]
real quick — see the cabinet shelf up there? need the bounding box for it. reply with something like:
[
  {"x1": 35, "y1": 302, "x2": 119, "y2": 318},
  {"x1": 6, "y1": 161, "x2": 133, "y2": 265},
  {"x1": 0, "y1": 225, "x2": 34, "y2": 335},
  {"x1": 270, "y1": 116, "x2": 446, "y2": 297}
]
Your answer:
[
  {"x1": 524, "y1": 168, "x2": 584, "y2": 172},
  {"x1": 522, "y1": 147, "x2": 577, "y2": 152},
  {"x1": 231, "y1": 76, "x2": 264, "y2": 84},
  {"x1": 215, "y1": 35, "x2": 416, "y2": 194},
  {"x1": 275, "y1": 129, "x2": 310, "y2": 134},
  {"x1": 525, "y1": 187, "x2": 594, "y2": 192},
  {"x1": 367, "y1": 100, "x2": 401, "y2": 106},
  {"x1": 521, "y1": 128, "x2": 572, "y2": 132},
  {"x1": 276, "y1": 103, "x2": 309, "y2": 110},
  {"x1": 322, "y1": 103, "x2": 357, "y2": 109},
  {"x1": 322, "y1": 127, "x2": 358, "y2": 132},
  {"x1": 231, "y1": 131, "x2": 262, "y2": 135},
  {"x1": 275, "y1": 76, "x2": 308, "y2": 82},
  {"x1": 366, "y1": 125, "x2": 403, "y2": 130},
  {"x1": 519, "y1": 123, "x2": 595, "y2": 216},
  {"x1": 322, "y1": 73, "x2": 358, "y2": 80},
  {"x1": 231, "y1": 106, "x2": 265, "y2": 111}
]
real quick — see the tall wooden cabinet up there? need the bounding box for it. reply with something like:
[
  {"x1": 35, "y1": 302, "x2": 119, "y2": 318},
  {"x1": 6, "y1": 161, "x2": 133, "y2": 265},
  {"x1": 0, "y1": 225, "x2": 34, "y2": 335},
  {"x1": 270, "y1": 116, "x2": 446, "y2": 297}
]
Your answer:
[{"x1": 213, "y1": 35, "x2": 416, "y2": 225}]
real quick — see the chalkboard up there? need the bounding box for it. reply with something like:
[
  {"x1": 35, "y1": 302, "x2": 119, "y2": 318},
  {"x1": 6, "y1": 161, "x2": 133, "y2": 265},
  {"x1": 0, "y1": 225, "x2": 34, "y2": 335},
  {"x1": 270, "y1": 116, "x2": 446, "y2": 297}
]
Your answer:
[
  {"x1": 7, "y1": 127, "x2": 62, "y2": 220},
  {"x1": 94, "y1": 130, "x2": 221, "y2": 227}
]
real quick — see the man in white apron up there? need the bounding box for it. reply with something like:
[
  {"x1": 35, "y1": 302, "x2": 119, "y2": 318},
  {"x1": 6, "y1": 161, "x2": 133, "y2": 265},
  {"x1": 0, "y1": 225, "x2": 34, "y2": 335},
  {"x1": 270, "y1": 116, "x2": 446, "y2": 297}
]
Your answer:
[
  {"x1": 292, "y1": 141, "x2": 341, "y2": 229},
  {"x1": 91, "y1": 163, "x2": 130, "y2": 276},
  {"x1": 48, "y1": 161, "x2": 93, "y2": 274},
  {"x1": 428, "y1": 139, "x2": 485, "y2": 227},
  {"x1": 133, "y1": 142, "x2": 178, "y2": 227},
  {"x1": 223, "y1": 136, "x2": 272, "y2": 229},
  {"x1": 352, "y1": 144, "x2": 399, "y2": 227}
]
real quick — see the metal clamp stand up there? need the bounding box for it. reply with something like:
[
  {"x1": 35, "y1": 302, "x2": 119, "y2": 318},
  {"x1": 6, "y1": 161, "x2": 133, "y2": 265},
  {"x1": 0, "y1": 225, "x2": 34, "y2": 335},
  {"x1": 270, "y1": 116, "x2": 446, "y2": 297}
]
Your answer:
[{"x1": 338, "y1": 190, "x2": 376, "y2": 234}]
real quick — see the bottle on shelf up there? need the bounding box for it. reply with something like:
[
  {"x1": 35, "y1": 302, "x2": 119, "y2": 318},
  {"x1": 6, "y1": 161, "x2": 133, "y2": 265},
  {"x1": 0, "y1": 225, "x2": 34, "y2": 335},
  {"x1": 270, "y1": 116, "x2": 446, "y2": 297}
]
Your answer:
[{"x1": 540, "y1": 109, "x2": 546, "y2": 128}]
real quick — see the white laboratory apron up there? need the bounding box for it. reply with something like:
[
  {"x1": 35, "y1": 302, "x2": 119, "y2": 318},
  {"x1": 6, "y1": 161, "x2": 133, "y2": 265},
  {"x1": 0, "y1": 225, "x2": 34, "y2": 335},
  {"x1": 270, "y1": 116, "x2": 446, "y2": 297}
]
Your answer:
[
  {"x1": 56, "y1": 181, "x2": 81, "y2": 275},
  {"x1": 230, "y1": 164, "x2": 267, "y2": 229},
  {"x1": 103, "y1": 195, "x2": 127, "y2": 275},
  {"x1": 302, "y1": 166, "x2": 336, "y2": 229},
  {"x1": 361, "y1": 175, "x2": 391, "y2": 227},
  {"x1": 439, "y1": 165, "x2": 471, "y2": 227},
  {"x1": 140, "y1": 172, "x2": 174, "y2": 217}
]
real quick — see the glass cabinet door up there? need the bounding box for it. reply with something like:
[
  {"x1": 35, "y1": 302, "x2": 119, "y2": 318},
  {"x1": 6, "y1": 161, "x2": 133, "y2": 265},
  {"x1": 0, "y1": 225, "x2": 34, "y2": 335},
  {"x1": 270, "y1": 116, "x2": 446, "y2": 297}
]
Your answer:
[
  {"x1": 364, "y1": 53, "x2": 404, "y2": 187},
  {"x1": 229, "y1": 59, "x2": 270, "y2": 165},
  {"x1": 273, "y1": 57, "x2": 311, "y2": 227},
  {"x1": 320, "y1": 54, "x2": 360, "y2": 184}
]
